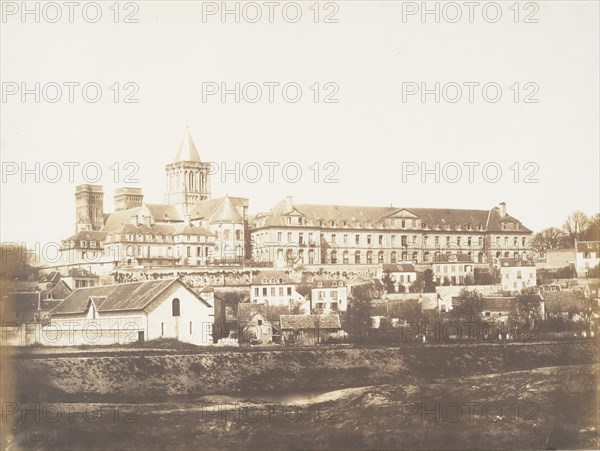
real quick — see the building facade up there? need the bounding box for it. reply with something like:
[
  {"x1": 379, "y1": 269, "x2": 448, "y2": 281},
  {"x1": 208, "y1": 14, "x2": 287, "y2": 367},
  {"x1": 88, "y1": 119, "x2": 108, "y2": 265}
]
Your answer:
[
  {"x1": 575, "y1": 241, "x2": 600, "y2": 276},
  {"x1": 250, "y1": 198, "x2": 533, "y2": 268},
  {"x1": 60, "y1": 130, "x2": 249, "y2": 269},
  {"x1": 310, "y1": 279, "x2": 348, "y2": 314},
  {"x1": 249, "y1": 270, "x2": 308, "y2": 310},
  {"x1": 499, "y1": 258, "x2": 537, "y2": 292}
]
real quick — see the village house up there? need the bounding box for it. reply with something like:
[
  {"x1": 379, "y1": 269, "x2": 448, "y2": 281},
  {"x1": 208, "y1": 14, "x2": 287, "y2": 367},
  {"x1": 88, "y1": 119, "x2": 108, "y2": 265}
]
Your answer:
[
  {"x1": 236, "y1": 303, "x2": 273, "y2": 345},
  {"x1": 61, "y1": 267, "x2": 100, "y2": 290},
  {"x1": 250, "y1": 270, "x2": 308, "y2": 311},
  {"x1": 47, "y1": 278, "x2": 213, "y2": 346},
  {"x1": 431, "y1": 254, "x2": 474, "y2": 286},
  {"x1": 280, "y1": 313, "x2": 343, "y2": 345},
  {"x1": 381, "y1": 263, "x2": 417, "y2": 292},
  {"x1": 310, "y1": 278, "x2": 348, "y2": 314},
  {"x1": 499, "y1": 258, "x2": 537, "y2": 292},
  {"x1": 575, "y1": 241, "x2": 600, "y2": 276}
]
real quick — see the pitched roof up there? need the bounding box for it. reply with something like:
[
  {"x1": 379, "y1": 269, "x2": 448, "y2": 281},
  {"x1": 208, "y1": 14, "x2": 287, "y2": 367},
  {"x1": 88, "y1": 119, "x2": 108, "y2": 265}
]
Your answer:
[
  {"x1": 432, "y1": 254, "x2": 473, "y2": 263},
  {"x1": 252, "y1": 199, "x2": 532, "y2": 233},
  {"x1": 40, "y1": 299, "x2": 63, "y2": 311},
  {"x1": 144, "y1": 204, "x2": 182, "y2": 222},
  {"x1": 383, "y1": 263, "x2": 416, "y2": 273},
  {"x1": 576, "y1": 241, "x2": 600, "y2": 253},
  {"x1": 210, "y1": 196, "x2": 243, "y2": 223},
  {"x1": 171, "y1": 224, "x2": 214, "y2": 236},
  {"x1": 102, "y1": 207, "x2": 142, "y2": 231},
  {"x1": 499, "y1": 258, "x2": 535, "y2": 267},
  {"x1": 311, "y1": 278, "x2": 346, "y2": 289},
  {"x1": 67, "y1": 268, "x2": 99, "y2": 278},
  {"x1": 189, "y1": 197, "x2": 246, "y2": 222},
  {"x1": 51, "y1": 278, "x2": 208, "y2": 315},
  {"x1": 280, "y1": 314, "x2": 341, "y2": 330},
  {"x1": 251, "y1": 271, "x2": 294, "y2": 285},
  {"x1": 48, "y1": 280, "x2": 73, "y2": 299},
  {"x1": 542, "y1": 290, "x2": 586, "y2": 313},
  {"x1": 237, "y1": 303, "x2": 268, "y2": 323},
  {"x1": 174, "y1": 128, "x2": 201, "y2": 162},
  {"x1": 480, "y1": 297, "x2": 517, "y2": 311},
  {"x1": 63, "y1": 230, "x2": 107, "y2": 243}
]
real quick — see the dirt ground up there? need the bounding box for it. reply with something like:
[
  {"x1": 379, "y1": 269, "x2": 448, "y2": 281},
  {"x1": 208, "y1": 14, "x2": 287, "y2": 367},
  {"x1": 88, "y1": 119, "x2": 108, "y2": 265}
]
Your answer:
[{"x1": 1, "y1": 341, "x2": 598, "y2": 450}]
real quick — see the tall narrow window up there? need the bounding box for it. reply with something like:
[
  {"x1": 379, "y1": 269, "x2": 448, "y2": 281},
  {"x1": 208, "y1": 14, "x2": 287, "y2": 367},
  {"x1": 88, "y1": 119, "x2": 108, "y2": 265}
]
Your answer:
[{"x1": 172, "y1": 298, "x2": 180, "y2": 316}]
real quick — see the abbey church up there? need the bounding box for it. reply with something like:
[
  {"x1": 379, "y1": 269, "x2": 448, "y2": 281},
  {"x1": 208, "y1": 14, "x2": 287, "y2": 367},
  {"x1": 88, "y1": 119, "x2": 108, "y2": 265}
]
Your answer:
[{"x1": 62, "y1": 129, "x2": 249, "y2": 269}]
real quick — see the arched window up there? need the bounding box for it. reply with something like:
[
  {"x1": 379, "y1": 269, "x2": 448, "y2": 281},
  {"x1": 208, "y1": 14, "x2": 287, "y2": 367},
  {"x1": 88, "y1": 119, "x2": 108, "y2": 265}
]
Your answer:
[
  {"x1": 401, "y1": 251, "x2": 408, "y2": 261},
  {"x1": 366, "y1": 251, "x2": 373, "y2": 264},
  {"x1": 343, "y1": 251, "x2": 349, "y2": 264},
  {"x1": 355, "y1": 251, "x2": 361, "y2": 264},
  {"x1": 478, "y1": 252, "x2": 484, "y2": 263},
  {"x1": 378, "y1": 251, "x2": 384, "y2": 263},
  {"x1": 391, "y1": 251, "x2": 397, "y2": 263},
  {"x1": 412, "y1": 251, "x2": 418, "y2": 262},
  {"x1": 331, "y1": 250, "x2": 337, "y2": 264},
  {"x1": 172, "y1": 298, "x2": 180, "y2": 317}
]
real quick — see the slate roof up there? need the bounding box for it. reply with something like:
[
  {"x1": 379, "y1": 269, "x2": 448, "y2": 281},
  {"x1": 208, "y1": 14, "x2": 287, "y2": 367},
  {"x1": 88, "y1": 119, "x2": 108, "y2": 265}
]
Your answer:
[
  {"x1": 40, "y1": 299, "x2": 63, "y2": 311},
  {"x1": 51, "y1": 278, "x2": 209, "y2": 315},
  {"x1": 311, "y1": 278, "x2": 346, "y2": 289},
  {"x1": 237, "y1": 303, "x2": 268, "y2": 323},
  {"x1": 383, "y1": 264, "x2": 416, "y2": 273},
  {"x1": 174, "y1": 128, "x2": 201, "y2": 162},
  {"x1": 280, "y1": 314, "x2": 341, "y2": 330},
  {"x1": 63, "y1": 230, "x2": 107, "y2": 243},
  {"x1": 67, "y1": 268, "x2": 99, "y2": 279},
  {"x1": 252, "y1": 198, "x2": 532, "y2": 233},
  {"x1": 48, "y1": 280, "x2": 73, "y2": 299},
  {"x1": 432, "y1": 254, "x2": 473, "y2": 263},
  {"x1": 576, "y1": 241, "x2": 600, "y2": 253},
  {"x1": 189, "y1": 196, "x2": 246, "y2": 223},
  {"x1": 144, "y1": 204, "x2": 182, "y2": 222},
  {"x1": 481, "y1": 297, "x2": 517, "y2": 311},
  {"x1": 499, "y1": 258, "x2": 535, "y2": 267},
  {"x1": 542, "y1": 291, "x2": 586, "y2": 313},
  {"x1": 102, "y1": 207, "x2": 142, "y2": 231},
  {"x1": 251, "y1": 271, "x2": 294, "y2": 285}
]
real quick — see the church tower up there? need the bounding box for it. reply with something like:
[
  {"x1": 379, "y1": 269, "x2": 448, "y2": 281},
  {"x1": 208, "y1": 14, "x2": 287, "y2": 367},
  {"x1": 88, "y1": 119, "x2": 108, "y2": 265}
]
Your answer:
[{"x1": 164, "y1": 128, "x2": 212, "y2": 216}]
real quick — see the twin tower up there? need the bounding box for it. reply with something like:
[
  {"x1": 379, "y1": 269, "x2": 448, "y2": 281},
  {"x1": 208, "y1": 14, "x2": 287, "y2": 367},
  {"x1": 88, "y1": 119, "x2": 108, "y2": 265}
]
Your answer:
[{"x1": 75, "y1": 129, "x2": 212, "y2": 231}]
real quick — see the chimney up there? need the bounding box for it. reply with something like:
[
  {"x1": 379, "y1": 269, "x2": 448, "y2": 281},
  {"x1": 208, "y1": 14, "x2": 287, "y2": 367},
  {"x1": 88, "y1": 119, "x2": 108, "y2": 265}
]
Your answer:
[
  {"x1": 283, "y1": 196, "x2": 293, "y2": 213},
  {"x1": 499, "y1": 202, "x2": 507, "y2": 218}
]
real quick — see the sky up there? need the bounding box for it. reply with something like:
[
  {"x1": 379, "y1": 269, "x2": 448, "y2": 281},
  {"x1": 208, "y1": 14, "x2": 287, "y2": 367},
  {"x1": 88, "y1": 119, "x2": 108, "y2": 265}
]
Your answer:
[{"x1": 1, "y1": 0, "x2": 599, "y2": 248}]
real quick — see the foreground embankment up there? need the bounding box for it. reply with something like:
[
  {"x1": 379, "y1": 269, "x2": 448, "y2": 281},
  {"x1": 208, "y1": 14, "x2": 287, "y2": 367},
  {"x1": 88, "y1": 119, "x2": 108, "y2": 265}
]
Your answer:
[{"x1": 6, "y1": 340, "x2": 597, "y2": 402}]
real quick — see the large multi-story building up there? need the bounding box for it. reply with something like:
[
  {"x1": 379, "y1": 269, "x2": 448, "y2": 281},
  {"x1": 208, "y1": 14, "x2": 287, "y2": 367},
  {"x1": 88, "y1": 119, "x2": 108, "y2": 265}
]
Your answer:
[
  {"x1": 61, "y1": 130, "x2": 249, "y2": 269},
  {"x1": 250, "y1": 197, "x2": 533, "y2": 268}
]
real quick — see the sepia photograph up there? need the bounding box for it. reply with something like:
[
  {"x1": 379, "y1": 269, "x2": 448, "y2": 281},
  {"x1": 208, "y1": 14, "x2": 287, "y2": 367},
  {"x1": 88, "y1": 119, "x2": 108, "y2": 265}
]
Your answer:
[{"x1": 1, "y1": 1, "x2": 599, "y2": 449}]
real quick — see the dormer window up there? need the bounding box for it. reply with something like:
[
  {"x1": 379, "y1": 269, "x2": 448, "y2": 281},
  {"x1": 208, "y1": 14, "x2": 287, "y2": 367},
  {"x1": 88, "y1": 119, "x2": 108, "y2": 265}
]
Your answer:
[
  {"x1": 318, "y1": 220, "x2": 324, "y2": 227},
  {"x1": 330, "y1": 220, "x2": 336, "y2": 227},
  {"x1": 423, "y1": 223, "x2": 427, "y2": 229},
  {"x1": 318, "y1": 282, "x2": 323, "y2": 287},
  {"x1": 279, "y1": 277, "x2": 283, "y2": 283},
  {"x1": 343, "y1": 221, "x2": 348, "y2": 227},
  {"x1": 262, "y1": 278, "x2": 267, "y2": 283},
  {"x1": 287, "y1": 217, "x2": 292, "y2": 225},
  {"x1": 355, "y1": 221, "x2": 360, "y2": 227},
  {"x1": 298, "y1": 217, "x2": 303, "y2": 225},
  {"x1": 332, "y1": 282, "x2": 337, "y2": 287}
]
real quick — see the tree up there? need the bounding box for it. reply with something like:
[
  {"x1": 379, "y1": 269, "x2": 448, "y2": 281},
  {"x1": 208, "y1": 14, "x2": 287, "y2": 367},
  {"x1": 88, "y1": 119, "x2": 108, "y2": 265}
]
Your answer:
[
  {"x1": 531, "y1": 227, "x2": 567, "y2": 256},
  {"x1": 508, "y1": 289, "x2": 543, "y2": 334},
  {"x1": 450, "y1": 289, "x2": 482, "y2": 322},
  {"x1": 345, "y1": 283, "x2": 376, "y2": 341},
  {"x1": 423, "y1": 269, "x2": 436, "y2": 293},
  {"x1": 562, "y1": 211, "x2": 590, "y2": 246},
  {"x1": 582, "y1": 213, "x2": 600, "y2": 241},
  {"x1": 381, "y1": 271, "x2": 395, "y2": 293}
]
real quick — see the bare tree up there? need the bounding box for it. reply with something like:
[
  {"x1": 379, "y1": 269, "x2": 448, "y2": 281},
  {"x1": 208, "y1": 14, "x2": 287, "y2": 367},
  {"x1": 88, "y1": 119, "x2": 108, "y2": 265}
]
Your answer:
[{"x1": 562, "y1": 211, "x2": 590, "y2": 246}]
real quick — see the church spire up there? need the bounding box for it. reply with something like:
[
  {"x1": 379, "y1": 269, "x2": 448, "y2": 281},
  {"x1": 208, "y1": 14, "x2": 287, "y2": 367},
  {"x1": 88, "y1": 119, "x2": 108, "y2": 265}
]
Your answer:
[{"x1": 174, "y1": 127, "x2": 201, "y2": 162}]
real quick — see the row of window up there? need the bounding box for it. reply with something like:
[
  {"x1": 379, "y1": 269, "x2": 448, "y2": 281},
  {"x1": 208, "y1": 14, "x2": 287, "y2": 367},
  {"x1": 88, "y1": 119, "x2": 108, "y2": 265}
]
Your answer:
[
  {"x1": 267, "y1": 232, "x2": 527, "y2": 248},
  {"x1": 282, "y1": 216, "x2": 492, "y2": 231},
  {"x1": 316, "y1": 290, "x2": 339, "y2": 300},
  {"x1": 254, "y1": 287, "x2": 294, "y2": 297}
]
